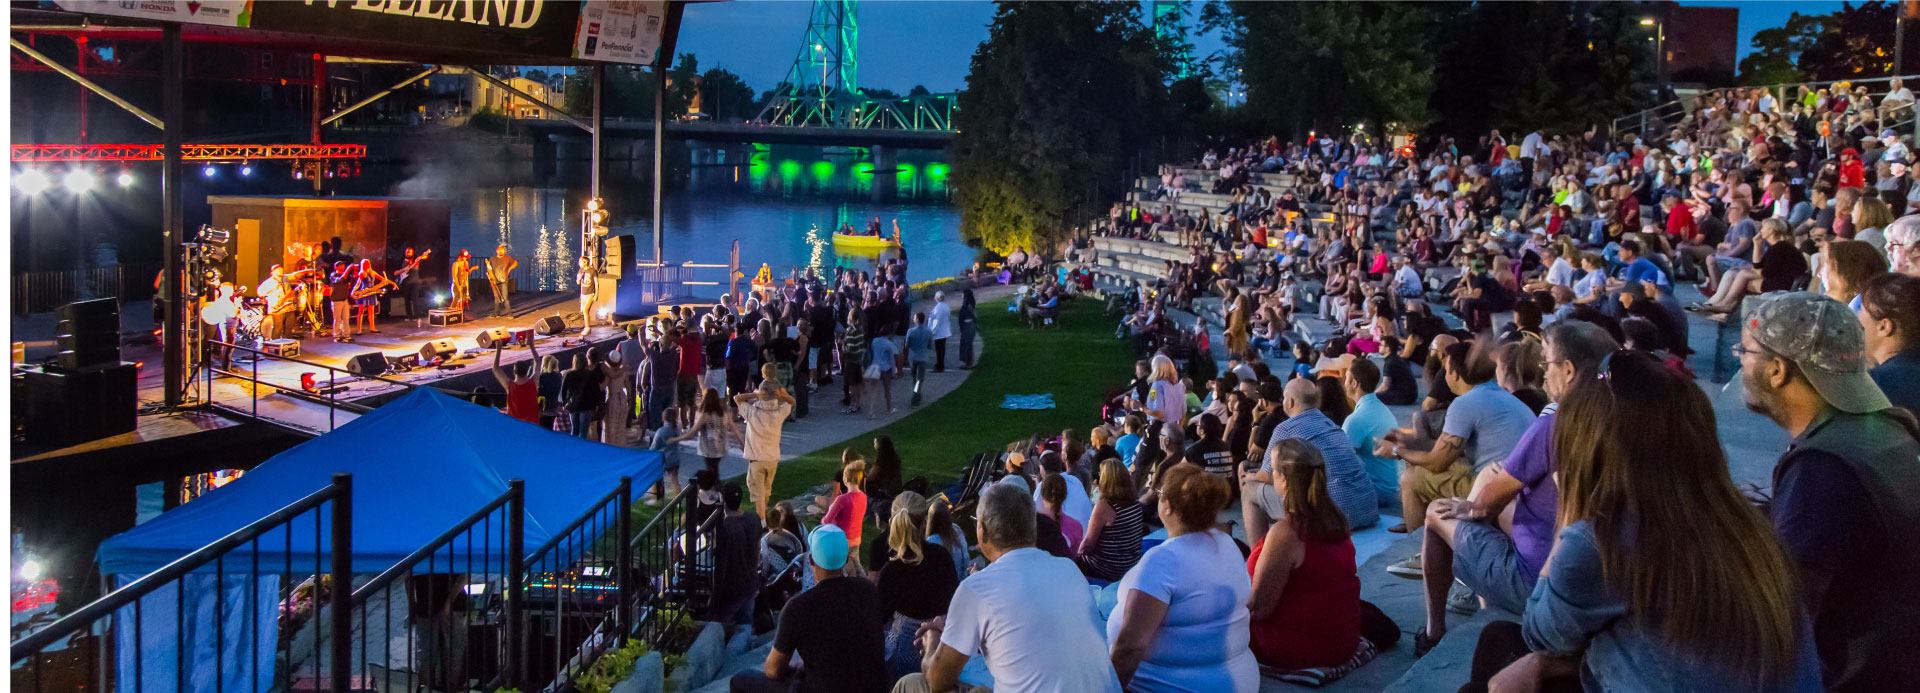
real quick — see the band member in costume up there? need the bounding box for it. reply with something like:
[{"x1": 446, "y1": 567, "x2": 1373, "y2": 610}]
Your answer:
[
  {"x1": 577, "y1": 257, "x2": 598, "y2": 325},
  {"x1": 452, "y1": 250, "x2": 477, "y2": 314},
  {"x1": 329, "y1": 261, "x2": 357, "y2": 343},
  {"x1": 351, "y1": 259, "x2": 395, "y2": 334},
  {"x1": 486, "y1": 244, "x2": 518, "y2": 318},
  {"x1": 201, "y1": 282, "x2": 240, "y2": 370},
  {"x1": 256, "y1": 264, "x2": 313, "y2": 342}
]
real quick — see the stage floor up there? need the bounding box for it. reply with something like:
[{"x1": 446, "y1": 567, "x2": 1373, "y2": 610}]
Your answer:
[{"x1": 10, "y1": 291, "x2": 653, "y2": 441}]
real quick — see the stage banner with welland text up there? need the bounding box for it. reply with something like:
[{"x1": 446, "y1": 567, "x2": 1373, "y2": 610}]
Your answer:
[{"x1": 50, "y1": 1, "x2": 668, "y2": 66}]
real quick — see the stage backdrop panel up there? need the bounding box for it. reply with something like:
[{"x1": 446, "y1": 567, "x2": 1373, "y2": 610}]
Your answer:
[{"x1": 210, "y1": 196, "x2": 450, "y2": 294}]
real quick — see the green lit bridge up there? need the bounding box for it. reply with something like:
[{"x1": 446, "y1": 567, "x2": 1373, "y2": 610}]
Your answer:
[{"x1": 512, "y1": 117, "x2": 954, "y2": 150}]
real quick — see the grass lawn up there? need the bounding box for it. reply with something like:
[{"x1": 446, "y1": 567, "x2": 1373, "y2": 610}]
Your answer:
[{"x1": 768, "y1": 296, "x2": 1135, "y2": 504}]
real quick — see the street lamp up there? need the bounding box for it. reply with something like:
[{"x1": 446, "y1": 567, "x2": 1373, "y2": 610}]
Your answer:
[{"x1": 1642, "y1": 16, "x2": 1665, "y2": 87}]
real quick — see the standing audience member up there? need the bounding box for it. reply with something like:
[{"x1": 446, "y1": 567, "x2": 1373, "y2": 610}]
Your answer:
[{"x1": 736, "y1": 367, "x2": 797, "y2": 521}]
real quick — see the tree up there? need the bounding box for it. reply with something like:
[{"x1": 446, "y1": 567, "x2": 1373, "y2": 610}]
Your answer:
[
  {"x1": 700, "y1": 67, "x2": 757, "y2": 121},
  {"x1": 1202, "y1": 1, "x2": 1435, "y2": 141},
  {"x1": 1738, "y1": 2, "x2": 1917, "y2": 84},
  {"x1": 952, "y1": 2, "x2": 1167, "y2": 254}
]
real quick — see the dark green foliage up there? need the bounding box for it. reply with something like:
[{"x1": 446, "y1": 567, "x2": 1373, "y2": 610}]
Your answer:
[
  {"x1": 952, "y1": 2, "x2": 1169, "y2": 253},
  {"x1": 1738, "y1": 2, "x2": 1916, "y2": 84}
]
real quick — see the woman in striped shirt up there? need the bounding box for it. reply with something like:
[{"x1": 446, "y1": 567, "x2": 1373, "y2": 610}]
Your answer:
[{"x1": 1078, "y1": 459, "x2": 1148, "y2": 582}]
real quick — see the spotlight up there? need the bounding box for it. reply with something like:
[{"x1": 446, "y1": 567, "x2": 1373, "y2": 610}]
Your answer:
[
  {"x1": 15, "y1": 169, "x2": 50, "y2": 195},
  {"x1": 19, "y1": 559, "x2": 42, "y2": 582},
  {"x1": 463, "y1": 582, "x2": 488, "y2": 596},
  {"x1": 117, "y1": 171, "x2": 135, "y2": 188},
  {"x1": 64, "y1": 169, "x2": 95, "y2": 193},
  {"x1": 433, "y1": 293, "x2": 447, "y2": 306},
  {"x1": 203, "y1": 166, "x2": 217, "y2": 178},
  {"x1": 241, "y1": 165, "x2": 253, "y2": 177}
]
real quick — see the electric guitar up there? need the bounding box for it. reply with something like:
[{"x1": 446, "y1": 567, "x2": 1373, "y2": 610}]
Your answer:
[{"x1": 392, "y1": 249, "x2": 433, "y2": 283}]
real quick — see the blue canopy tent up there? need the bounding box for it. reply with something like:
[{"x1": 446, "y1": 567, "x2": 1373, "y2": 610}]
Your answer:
[{"x1": 95, "y1": 387, "x2": 663, "y2": 693}]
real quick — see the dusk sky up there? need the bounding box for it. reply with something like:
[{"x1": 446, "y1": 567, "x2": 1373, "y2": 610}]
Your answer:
[{"x1": 673, "y1": 1, "x2": 1836, "y2": 97}]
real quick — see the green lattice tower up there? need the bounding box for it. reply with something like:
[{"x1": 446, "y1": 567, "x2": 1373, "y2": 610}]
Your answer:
[
  {"x1": 1153, "y1": 0, "x2": 1192, "y2": 80},
  {"x1": 756, "y1": 0, "x2": 860, "y2": 127}
]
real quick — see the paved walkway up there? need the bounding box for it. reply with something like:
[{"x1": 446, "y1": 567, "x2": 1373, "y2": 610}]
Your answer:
[{"x1": 645, "y1": 284, "x2": 1021, "y2": 500}]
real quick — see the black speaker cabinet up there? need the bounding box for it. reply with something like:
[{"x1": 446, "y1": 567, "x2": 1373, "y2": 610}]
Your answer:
[
  {"x1": 25, "y1": 362, "x2": 137, "y2": 447},
  {"x1": 419, "y1": 339, "x2": 458, "y2": 361},
  {"x1": 53, "y1": 298, "x2": 122, "y2": 371},
  {"x1": 535, "y1": 316, "x2": 567, "y2": 335},
  {"x1": 345, "y1": 352, "x2": 389, "y2": 376}
]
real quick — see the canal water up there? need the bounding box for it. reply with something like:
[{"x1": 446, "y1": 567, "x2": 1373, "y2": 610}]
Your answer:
[{"x1": 377, "y1": 145, "x2": 969, "y2": 296}]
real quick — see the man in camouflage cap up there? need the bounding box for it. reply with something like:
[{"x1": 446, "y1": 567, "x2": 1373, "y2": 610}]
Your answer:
[{"x1": 1737, "y1": 291, "x2": 1920, "y2": 690}]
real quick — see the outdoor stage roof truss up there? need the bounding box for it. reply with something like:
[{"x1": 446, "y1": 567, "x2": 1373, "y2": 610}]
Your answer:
[{"x1": 11, "y1": 144, "x2": 367, "y2": 163}]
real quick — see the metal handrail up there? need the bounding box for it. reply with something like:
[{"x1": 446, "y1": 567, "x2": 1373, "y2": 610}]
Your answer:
[
  {"x1": 523, "y1": 482, "x2": 628, "y2": 568},
  {"x1": 348, "y1": 482, "x2": 523, "y2": 605},
  {"x1": 205, "y1": 337, "x2": 424, "y2": 432},
  {"x1": 10, "y1": 474, "x2": 352, "y2": 659},
  {"x1": 1614, "y1": 73, "x2": 1920, "y2": 136}
]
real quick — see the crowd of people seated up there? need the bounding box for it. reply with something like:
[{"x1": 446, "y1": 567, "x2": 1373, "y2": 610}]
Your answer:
[{"x1": 708, "y1": 81, "x2": 1920, "y2": 692}]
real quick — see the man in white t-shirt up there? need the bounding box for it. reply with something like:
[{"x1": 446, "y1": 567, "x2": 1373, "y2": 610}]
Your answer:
[
  {"x1": 897, "y1": 483, "x2": 1121, "y2": 693},
  {"x1": 1526, "y1": 244, "x2": 1575, "y2": 292},
  {"x1": 1392, "y1": 256, "x2": 1425, "y2": 299},
  {"x1": 734, "y1": 372, "x2": 795, "y2": 520}
]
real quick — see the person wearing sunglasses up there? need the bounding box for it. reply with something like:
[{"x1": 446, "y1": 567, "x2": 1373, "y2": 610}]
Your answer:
[
  {"x1": 1485, "y1": 349, "x2": 1821, "y2": 692},
  {"x1": 1738, "y1": 292, "x2": 1920, "y2": 690}
]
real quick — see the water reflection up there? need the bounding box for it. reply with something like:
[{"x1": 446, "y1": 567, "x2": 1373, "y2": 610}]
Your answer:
[{"x1": 398, "y1": 147, "x2": 965, "y2": 299}]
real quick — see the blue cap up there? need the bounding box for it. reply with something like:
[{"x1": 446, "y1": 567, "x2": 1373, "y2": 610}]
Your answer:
[{"x1": 809, "y1": 525, "x2": 849, "y2": 570}]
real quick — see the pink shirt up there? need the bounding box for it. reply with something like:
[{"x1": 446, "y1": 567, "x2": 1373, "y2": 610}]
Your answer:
[{"x1": 823, "y1": 489, "x2": 868, "y2": 547}]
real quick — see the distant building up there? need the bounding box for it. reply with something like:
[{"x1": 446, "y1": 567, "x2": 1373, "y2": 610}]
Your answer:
[
  {"x1": 1663, "y1": 5, "x2": 1739, "y2": 83},
  {"x1": 420, "y1": 70, "x2": 564, "y2": 123}
]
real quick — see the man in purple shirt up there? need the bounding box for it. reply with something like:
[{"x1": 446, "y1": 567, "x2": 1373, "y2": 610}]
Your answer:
[{"x1": 1406, "y1": 320, "x2": 1617, "y2": 656}]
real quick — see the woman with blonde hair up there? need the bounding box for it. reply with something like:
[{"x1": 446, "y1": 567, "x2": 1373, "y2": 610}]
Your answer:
[
  {"x1": 1078, "y1": 459, "x2": 1148, "y2": 581},
  {"x1": 873, "y1": 490, "x2": 957, "y2": 679},
  {"x1": 1143, "y1": 354, "x2": 1187, "y2": 428},
  {"x1": 1852, "y1": 195, "x2": 1897, "y2": 252},
  {"x1": 820, "y1": 457, "x2": 870, "y2": 565}
]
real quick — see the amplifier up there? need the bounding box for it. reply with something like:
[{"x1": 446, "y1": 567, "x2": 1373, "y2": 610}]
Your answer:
[
  {"x1": 428, "y1": 308, "x2": 464, "y2": 327},
  {"x1": 261, "y1": 339, "x2": 301, "y2": 358}
]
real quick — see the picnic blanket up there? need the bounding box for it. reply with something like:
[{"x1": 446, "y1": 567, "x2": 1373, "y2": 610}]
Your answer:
[{"x1": 1000, "y1": 394, "x2": 1056, "y2": 410}]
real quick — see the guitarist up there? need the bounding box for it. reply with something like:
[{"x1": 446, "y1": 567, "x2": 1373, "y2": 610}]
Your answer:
[
  {"x1": 255, "y1": 264, "x2": 314, "y2": 342},
  {"x1": 386, "y1": 247, "x2": 433, "y2": 318},
  {"x1": 350, "y1": 259, "x2": 397, "y2": 335}
]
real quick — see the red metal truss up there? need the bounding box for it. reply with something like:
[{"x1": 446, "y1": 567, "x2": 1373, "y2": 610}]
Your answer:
[{"x1": 11, "y1": 144, "x2": 366, "y2": 163}]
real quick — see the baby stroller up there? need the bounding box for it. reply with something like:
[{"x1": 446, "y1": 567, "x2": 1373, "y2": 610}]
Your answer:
[{"x1": 754, "y1": 517, "x2": 811, "y2": 634}]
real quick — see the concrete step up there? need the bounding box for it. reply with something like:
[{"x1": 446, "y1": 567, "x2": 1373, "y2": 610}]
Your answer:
[
  {"x1": 1092, "y1": 236, "x2": 1191, "y2": 264},
  {"x1": 1097, "y1": 253, "x2": 1169, "y2": 280}
]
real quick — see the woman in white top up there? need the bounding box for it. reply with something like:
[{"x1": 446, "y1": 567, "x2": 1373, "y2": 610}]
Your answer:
[
  {"x1": 1141, "y1": 355, "x2": 1186, "y2": 429},
  {"x1": 1108, "y1": 465, "x2": 1257, "y2": 693}
]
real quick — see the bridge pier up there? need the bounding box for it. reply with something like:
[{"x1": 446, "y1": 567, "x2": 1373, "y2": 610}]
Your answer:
[{"x1": 871, "y1": 144, "x2": 898, "y2": 202}]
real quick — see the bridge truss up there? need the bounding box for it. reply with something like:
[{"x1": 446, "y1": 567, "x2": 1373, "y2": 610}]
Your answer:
[{"x1": 754, "y1": 0, "x2": 959, "y2": 132}]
